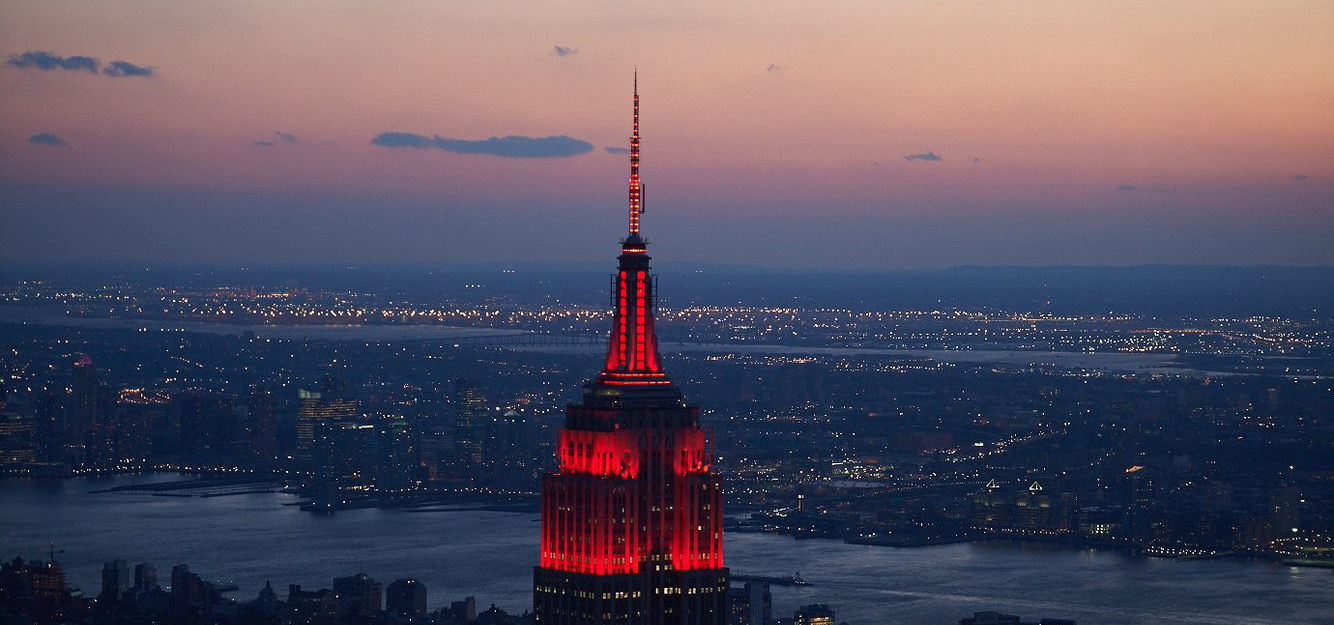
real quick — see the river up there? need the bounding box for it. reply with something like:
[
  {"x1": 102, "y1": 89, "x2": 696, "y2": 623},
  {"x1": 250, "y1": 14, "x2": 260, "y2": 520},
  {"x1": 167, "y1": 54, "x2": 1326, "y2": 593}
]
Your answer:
[
  {"x1": 6, "y1": 310, "x2": 1184, "y2": 374},
  {"x1": 1, "y1": 475, "x2": 1329, "y2": 625}
]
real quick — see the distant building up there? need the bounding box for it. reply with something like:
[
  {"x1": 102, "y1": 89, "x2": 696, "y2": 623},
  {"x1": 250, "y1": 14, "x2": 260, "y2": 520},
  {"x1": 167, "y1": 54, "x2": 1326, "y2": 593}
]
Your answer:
[
  {"x1": 69, "y1": 354, "x2": 105, "y2": 466},
  {"x1": 793, "y1": 603, "x2": 835, "y2": 625},
  {"x1": 454, "y1": 378, "x2": 486, "y2": 468},
  {"x1": 332, "y1": 573, "x2": 382, "y2": 620},
  {"x1": 0, "y1": 412, "x2": 38, "y2": 468},
  {"x1": 375, "y1": 419, "x2": 416, "y2": 491},
  {"x1": 973, "y1": 481, "x2": 1072, "y2": 535},
  {"x1": 133, "y1": 562, "x2": 157, "y2": 592},
  {"x1": 100, "y1": 559, "x2": 129, "y2": 603},
  {"x1": 170, "y1": 564, "x2": 218, "y2": 614},
  {"x1": 113, "y1": 403, "x2": 157, "y2": 465},
  {"x1": 296, "y1": 375, "x2": 359, "y2": 466},
  {"x1": 246, "y1": 387, "x2": 278, "y2": 465},
  {"x1": 481, "y1": 409, "x2": 530, "y2": 488},
  {"x1": 287, "y1": 583, "x2": 337, "y2": 624},
  {"x1": 727, "y1": 588, "x2": 748, "y2": 625},
  {"x1": 308, "y1": 419, "x2": 380, "y2": 508},
  {"x1": 450, "y1": 595, "x2": 477, "y2": 622},
  {"x1": 1, "y1": 555, "x2": 69, "y2": 604},
  {"x1": 727, "y1": 581, "x2": 772, "y2": 625},
  {"x1": 253, "y1": 580, "x2": 279, "y2": 616},
  {"x1": 386, "y1": 577, "x2": 427, "y2": 619},
  {"x1": 418, "y1": 425, "x2": 453, "y2": 482},
  {"x1": 961, "y1": 612, "x2": 1020, "y2": 625},
  {"x1": 171, "y1": 391, "x2": 238, "y2": 457},
  {"x1": 33, "y1": 391, "x2": 67, "y2": 465}
]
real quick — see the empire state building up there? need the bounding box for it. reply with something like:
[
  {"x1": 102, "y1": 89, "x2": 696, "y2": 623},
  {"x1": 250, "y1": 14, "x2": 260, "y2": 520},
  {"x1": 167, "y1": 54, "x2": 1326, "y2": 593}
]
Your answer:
[{"x1": 532, "y1": 76, "x2": 729, "y2": 624}]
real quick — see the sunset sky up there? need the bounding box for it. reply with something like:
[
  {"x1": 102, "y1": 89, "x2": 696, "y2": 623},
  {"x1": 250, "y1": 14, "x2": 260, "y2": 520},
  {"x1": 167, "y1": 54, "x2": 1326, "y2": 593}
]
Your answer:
[{"x1": 2, "y1": 0, "x2": 1332, "y2": 269}]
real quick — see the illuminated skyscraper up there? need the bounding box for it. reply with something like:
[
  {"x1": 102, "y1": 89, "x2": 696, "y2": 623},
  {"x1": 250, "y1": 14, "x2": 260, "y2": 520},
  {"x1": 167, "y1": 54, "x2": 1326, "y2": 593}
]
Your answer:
[
  {"x1": 295, "y1": 375, "x2": 359, "y2": 466},
  {"x1": 533, "y1": 74, "x2": 728, "y2": 625},
  {"x1": 0, "y1": 412, "x2": 38, "y2": 467},
  {"x1": 454, "y1": 378, "x2": 487, "y2": 467}
]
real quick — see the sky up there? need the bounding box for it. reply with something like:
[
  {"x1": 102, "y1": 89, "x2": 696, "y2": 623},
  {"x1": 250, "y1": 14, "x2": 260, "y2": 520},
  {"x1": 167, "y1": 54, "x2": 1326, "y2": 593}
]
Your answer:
[{"x1": 2, "y1": 0, "x2": 1332, "y2": 269}]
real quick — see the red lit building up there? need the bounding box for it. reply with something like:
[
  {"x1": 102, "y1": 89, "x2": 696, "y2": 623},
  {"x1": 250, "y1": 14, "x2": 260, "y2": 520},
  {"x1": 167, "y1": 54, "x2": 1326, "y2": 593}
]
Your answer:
[{"x1": 533, "y1": 76, "x2": 728, "y2": 625}]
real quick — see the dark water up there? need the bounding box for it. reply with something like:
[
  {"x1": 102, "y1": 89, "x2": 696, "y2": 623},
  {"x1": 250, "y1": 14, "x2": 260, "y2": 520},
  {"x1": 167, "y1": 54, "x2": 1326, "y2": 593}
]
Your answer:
[{"x1": 1, "y1": 475, "x2": 1330, "y2": 625}]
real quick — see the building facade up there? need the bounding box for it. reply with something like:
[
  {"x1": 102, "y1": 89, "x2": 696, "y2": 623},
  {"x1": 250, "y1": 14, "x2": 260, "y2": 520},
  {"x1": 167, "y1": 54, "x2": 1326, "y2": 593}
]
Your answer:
[
  {"x1": 295, "y1": 375, "x2": 359, "y2": 466},
  {"x1": 533, "y1": 76, "x2": 728, "y2": 625}
]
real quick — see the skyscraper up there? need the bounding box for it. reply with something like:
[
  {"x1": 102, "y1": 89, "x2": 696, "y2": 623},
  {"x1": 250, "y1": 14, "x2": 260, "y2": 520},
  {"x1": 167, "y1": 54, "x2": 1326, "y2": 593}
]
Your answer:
[
  {"x1": 245, "y1": 387, "x2": 278, "y2": 465},
  {"x1": 375, "y1": 419, "x2": 416, "y2": 492},
  {"x1": 454, "y1": 378, "x2": 487, "y2": 468},
  {"x1": 99, "y1": 559, "x2": 129, "y2": 603},
  {"x1": 133, "y1": 562, "x2": 157, "y2": 592},
  {"x1": 533, "y1": 75, "x2": 728, "y2": 625},
  {"x1": 69, "y1": 354, "x2": 110, "y2": 467},
  {"x1": 0, "y1": 412, "x2": 38, "y2": 468},
  {"x1": 295, "y1": 374, "x2": 359, "y2": 466},
  {"x1": 171, "y1": 390, "x2": 237, "y2": 457},
  {"x1": 725, "y1": 582, "x2": 771, "y2": 625}
]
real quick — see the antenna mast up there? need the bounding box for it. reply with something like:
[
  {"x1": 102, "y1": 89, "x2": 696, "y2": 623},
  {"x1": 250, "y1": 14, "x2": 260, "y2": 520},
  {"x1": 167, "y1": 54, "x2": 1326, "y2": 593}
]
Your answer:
[{"x1": 628, "y1": 70, "x2": 642, "y2": 237}]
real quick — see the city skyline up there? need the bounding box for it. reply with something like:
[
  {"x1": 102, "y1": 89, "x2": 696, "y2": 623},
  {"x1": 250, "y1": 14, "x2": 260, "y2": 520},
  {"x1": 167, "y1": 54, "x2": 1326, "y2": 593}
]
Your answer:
[
  {"x1": 3, "y1": 1, "x2": 1332, "y2": 268},
  {"x1": 1, "y1": 4, "x2": 1332, "y2": 624}
]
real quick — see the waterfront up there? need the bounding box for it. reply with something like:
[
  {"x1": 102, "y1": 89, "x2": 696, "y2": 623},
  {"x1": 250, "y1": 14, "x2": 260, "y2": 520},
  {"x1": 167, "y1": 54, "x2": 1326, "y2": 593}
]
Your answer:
[
  {"x1": 1, "y1": 311, "x2": 525, "y2": 342},
  {"x1": 525, "y1": 342, "x2": 1184, "y2": 374},
  {"x1": 6, "y1": 308, "x2": 1187, "y2": 374},
  {"x1": 2, "y1": 475, "x2": 1330, "y2": 625}
]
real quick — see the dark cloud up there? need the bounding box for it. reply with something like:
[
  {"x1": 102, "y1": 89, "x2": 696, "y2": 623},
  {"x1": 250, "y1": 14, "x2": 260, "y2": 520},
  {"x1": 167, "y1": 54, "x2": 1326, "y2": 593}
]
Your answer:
[
  {"x1": 372, "y1": 132, "x2": 594, "y2": 158},
  {"x1": 1295, "y1": 174, "x2": 1310, "y2": 181},
  {"x1": 904, "y1": 152, "x2": 942, "y2": 162},
  {"x1": 1118, "y1": 185, "x2": 1139, "y2": 191},
  {"x1": 370, "y1": 133, "x2": 434, "y2": 149},
  {"x1": 252, "y1": 132, "x2": 301, "y2": 148},
  {"x1": 767, "y1": 64, "x2": 779, "y2": 73},
  {"x1": 7, "y1": 51, "x2": 154, "y2": 77},
  {"x1": 553, "y1": 45, "x2": 578, "y2": 57},
  {"x1": 102, "y1": 60, "x2": 153, "y2": 77},
  {"x1": 8, "y1": 51, "x2": 98, "y2": 73},
  {"x1": 604, "y1": 146, "x2": 629, "y2": 155},
  {"x1": 29, "y1": 133, "x2": 68, "y2": 146}
]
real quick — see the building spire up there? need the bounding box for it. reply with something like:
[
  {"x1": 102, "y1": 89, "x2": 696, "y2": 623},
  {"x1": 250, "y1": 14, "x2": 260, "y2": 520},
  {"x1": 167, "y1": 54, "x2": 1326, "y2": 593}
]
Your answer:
[{"x1": 628, "y1": 70, "x2": 642, "y2": 238}]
